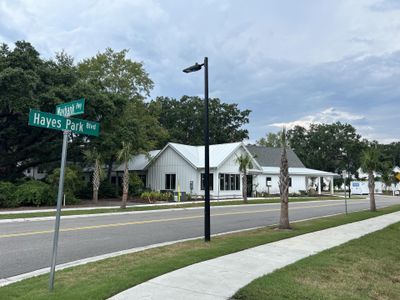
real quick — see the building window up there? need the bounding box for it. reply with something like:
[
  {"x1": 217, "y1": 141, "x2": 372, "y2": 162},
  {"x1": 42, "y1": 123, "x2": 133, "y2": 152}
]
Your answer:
[
  {"x1": 201, "y1": 173, "x2": 214, "y2": 190},
  {"x1": 219, "y1": 173, "x2": 240, "y2": 191},
  {"x1": 165, "y1": 174, "x2": 176, "y2": 190},
  {"x1": 289, "y1": 177, "x2": 292, "y2": 187},
  {"x1": 266, "y1": 177, "x2": 272, "y2": 186}
]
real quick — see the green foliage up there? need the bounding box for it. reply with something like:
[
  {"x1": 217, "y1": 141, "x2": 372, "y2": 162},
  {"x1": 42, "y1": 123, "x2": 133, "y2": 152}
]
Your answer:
[
  {"x1": 13, "y1": 180, "x2": 54, "y2": 207},
  {"x1": 360, "y1": 146, "x2": 381, "y2": 174},
  {"x1": 235, "y1": 154, "x2": 253, "y2": 174},
  {"x1": 0, "y1": 41, "x2": 79, "y2": 180},
  {"x1": 140, "y1": 191, "x2": 173, "y2": 202},
  {"x1": 0, "y1": 181, "x2": 19, "y2": 207},
  {"x1": 47, "y1": 166, "x2": 84, "y2": 204},
  {"x1": 287, "y1": 122, "x2": 366, "y2": 173},
  {"x1": 98, "y1": 180, "x2": 117, "y2": 198},
  {"x1": 256, "y1": 132, "x2": 282, "y2": 147},
  {"x1": 149, "y1": 96, "x2": 251, "y2": 147},
  {"x1": 129, "y1": 173, "x2": 144, "y2": 196}
]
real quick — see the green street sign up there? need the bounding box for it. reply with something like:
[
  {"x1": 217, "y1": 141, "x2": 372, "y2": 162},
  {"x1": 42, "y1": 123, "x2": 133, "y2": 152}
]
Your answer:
[
  {"x1": 65, "y1": 117, "x2": 100, "y2": 137},
  {"x1": 29, "y1": 109, "x2": 100, "y2": 136},
  {"x1": 29, "y1": 109, "x2": 66, "y2": 131},
  {"x1": 56, "y1": 98, "x2": 85, "y2": 117}
]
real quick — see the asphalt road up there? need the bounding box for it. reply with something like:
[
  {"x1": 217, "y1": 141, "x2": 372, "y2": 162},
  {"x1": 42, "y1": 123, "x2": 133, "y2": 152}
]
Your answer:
[{"x1": 1, "y1": 195, "x2": 399, "y2": 279}]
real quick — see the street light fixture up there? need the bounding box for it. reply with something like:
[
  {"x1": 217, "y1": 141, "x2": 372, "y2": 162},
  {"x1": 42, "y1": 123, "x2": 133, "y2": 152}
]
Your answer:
[{"x1": 183, "y1": 57, "x2": 210, "y2": 242}]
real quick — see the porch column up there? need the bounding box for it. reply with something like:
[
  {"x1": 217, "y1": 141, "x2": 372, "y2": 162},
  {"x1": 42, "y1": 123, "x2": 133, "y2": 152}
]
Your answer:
[
  {"x1": 318, "y1": 177, "x2": 321, "y2": 195},
  {"x1": 330, "y1": 176, "x2": 334, "y2": 195}
]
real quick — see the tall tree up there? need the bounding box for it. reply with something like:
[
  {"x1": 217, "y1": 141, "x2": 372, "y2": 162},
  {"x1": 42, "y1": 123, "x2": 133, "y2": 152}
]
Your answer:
[
  {"x1": 149, "y1": 96, "x2": 251, "y2": 147},
  {"x1": 78, "y1": 48, "x2": 156, "y2": 181},
  {"x1": 287, "y1": 122, "x2": 365, "y2": 174},
  {"x1": 360, "y1": 146, "x2": 381, "y2": 212},
  {"x1": 256, "y1": 132, "x2": 281, "y2": 147},
  {"x1": 117, "y1": 142, "x2": 134, "y2": 209},
  {"x1": 83, "y1": 147, "x2": 103, "y2": 203},
  {"x1": 0, "y1": 41, "x2": 80, "y2": 180},
  {"x1": 235, "y1": 154, "x2": 253, "y2": 203},
  {"x1": 279, "y1": 129, "x2": 291, "y2": 229}
]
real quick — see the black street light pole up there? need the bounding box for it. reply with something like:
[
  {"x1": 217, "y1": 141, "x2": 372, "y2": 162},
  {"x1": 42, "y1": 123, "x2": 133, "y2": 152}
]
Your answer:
[{"x1": 183, "y1": 57, "x2": 210, "y2": 242}]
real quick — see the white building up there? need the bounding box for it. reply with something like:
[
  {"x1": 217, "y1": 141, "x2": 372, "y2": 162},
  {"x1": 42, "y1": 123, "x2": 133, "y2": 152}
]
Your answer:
[{"x1": 111, "y1": 142, "x2": 337, "y2": 199}]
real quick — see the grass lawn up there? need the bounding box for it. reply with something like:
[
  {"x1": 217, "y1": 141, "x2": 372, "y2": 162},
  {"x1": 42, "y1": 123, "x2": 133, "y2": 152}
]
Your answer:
[
  {"x1": 0, "y1": 195, "x2": 355, "y2": 220},
  {"x1": 234, "y1": 222, "x2": 400, "y2": 300},
  {"x1": 0, "y1": 204, "x2": 398, "y2": 300}
]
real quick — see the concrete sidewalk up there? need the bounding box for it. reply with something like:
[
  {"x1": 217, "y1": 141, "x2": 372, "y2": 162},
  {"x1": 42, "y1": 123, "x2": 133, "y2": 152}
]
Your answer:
[{"x1": 109, "y1": 211, "x2": 400, "y2": 300}]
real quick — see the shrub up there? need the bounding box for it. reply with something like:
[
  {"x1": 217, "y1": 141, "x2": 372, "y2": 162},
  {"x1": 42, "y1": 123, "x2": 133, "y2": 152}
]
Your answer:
[
  {"x1": 99, "y1": 180, "x2": 117, "y2": 198},
  {"x1": 47, "y1": 167, "x2": 84, "y2": 204},
  {"x1": 13, "y1": 180, "x2": 54, "y2": 207},
  {"x1": 160, "y1": 191, "x2": 173, "y2": 202},
  {"x1": 0, "y1": 181, "x2": 20, "y2": 208},
  {"x1": 298, "y1": 190, "x2": 308, "y2": 196},
  {"x1": 76, "y1": 182, "x2": 92, "y2": 200},
  {"x1": 140, "y1": 191, "x2": 152, "y2": 203},
  {"x1": 129, "y1": 173, "x2": 144, "y2": 196}
]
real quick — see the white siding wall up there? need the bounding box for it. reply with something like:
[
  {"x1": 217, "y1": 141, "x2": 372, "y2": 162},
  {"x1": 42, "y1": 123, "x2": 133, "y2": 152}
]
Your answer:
[
  {"x1": 254, "y1": 174, "x2": 307, "y2": 194},
  {"x1": 146, "y1": 147, "x2": 198, "y2": 194},
  {"x1": 215, "y1": 147, "x2": 247, "y2": 199}
]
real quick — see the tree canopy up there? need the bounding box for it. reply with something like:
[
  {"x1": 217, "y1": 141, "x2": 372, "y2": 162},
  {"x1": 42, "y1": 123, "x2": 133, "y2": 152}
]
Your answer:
[
  {"x1": 148, "y1": 96, "x2": 251, "y2": 147},
  {"x1": 0, "y1": 41, "x2": 251, "y2": 181}
]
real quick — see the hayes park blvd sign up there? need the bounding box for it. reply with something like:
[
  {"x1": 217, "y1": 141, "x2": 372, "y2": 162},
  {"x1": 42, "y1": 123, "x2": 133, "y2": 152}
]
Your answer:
[{"x1": 28, "y1": 98, "x2": 99, "y2": 291}]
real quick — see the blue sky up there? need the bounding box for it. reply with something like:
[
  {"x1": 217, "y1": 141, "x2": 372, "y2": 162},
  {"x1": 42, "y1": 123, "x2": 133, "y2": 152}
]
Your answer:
[{"x1": 1, "y1": 0, "x2": 399, "y2": 143}]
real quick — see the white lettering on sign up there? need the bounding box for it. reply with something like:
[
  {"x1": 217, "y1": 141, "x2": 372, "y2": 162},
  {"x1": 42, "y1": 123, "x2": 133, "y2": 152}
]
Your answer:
[
  {"x1": 65, "y1": 119, "x2": 84, "y2": 132},
  {"x1": 33, "y1": 112, "x2": 62, "y2": 129},
  {"x1": 86, "y1": 122, "x2": 97, "y2": 130},
  {"x1": 57, "y1": 106, "x2": 75, "y2": 117}
]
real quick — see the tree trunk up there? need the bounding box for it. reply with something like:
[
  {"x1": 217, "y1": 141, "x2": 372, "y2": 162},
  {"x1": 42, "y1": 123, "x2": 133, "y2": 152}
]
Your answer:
[
  {"x1": 243, "y1": 173, "x2": 248, "y2": 203},
  {"x1": 92, "y1": 159, "x2": 100, "y2": 203},
  {"x1": 121, "y1": 163, "x2": 129, "y2": 209},
  {"x1": 368, "y1": 171, "x2": 376, "y2": 212},
  {"x1": 279, "y1": 147, "x2": 291, "y2": 229}
]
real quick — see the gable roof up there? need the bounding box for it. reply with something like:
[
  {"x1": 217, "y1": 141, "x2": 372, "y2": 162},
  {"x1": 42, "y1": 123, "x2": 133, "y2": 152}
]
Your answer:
[
  {"x1": 169, "y1": 142, "x2": 244, "y2": 168},
  {"x1": 246, "y1": 145, "x2": 305, "y2": 168},
  {"x1": 114, "y1": 150, "x2": 160, "y2": 172},
  {"x1": 144, "y1": 142, "x2": 260, "y2": 170}
]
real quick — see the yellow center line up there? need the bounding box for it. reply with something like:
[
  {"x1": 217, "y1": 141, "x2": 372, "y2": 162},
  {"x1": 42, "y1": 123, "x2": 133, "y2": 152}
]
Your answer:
[{"x1": 0, "y1": 203, "x2": 343, "y2": 239}]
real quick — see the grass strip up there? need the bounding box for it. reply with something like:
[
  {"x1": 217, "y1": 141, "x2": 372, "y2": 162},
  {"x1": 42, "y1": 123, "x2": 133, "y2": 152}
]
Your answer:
[
  {"x1": 0, "y1": 196, "x2": 355, "y2": 220},
  {"x1": 234, "y1": 221, "x2": 400, "y2": 299},
  {"x1": 1, "y1": 204, "x2": 398, "y2": 300}
]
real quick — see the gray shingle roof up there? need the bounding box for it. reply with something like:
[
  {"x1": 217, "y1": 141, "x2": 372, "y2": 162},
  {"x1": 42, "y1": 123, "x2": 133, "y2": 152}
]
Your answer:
[{"x1": 246, "y1": 145, "x2": 305, "y2": 168}]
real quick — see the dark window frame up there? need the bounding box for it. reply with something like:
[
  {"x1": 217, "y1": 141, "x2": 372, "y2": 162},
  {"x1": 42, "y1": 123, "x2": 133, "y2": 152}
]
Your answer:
[
  {"x1": 165, "y1": 173, "x2": 176, "y2": 190},
  {"x1": 219, "y1": 173, "x2": 240, "y2": 191}
]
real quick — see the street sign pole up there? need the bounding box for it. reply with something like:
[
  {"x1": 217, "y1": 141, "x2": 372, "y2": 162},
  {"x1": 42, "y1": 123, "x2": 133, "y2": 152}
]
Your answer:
[{"x1": 49, "y1": 130, "x2": 69, "y2": 291}]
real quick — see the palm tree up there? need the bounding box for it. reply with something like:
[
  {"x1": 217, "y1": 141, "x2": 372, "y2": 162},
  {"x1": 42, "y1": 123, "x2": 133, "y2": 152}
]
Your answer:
[
  {"x1": 279, "y1": 128, "x2": 291, "y2": 229},
  {"x1": 381, "y1": 164, "x2": 394, "y2": 193},
  {"x1": 117, "y1": 141, "x2": 134, "y2": 209},
  {"x1": 235, "y1": 153, "x2": 253, "y2": 203},
  {"x1": 360, "y1": 146, "x2": 380, "y2": 212},
  {"x1": 83, "y1": 147, "x2": 103, "y2": 203}
]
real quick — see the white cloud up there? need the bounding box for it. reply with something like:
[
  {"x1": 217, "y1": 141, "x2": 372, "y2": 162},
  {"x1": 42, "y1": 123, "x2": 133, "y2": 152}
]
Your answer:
[
  {"x1": 1, "y1": 0, "x2": 400, "y2": 144},
  {"x1": 269, "y1": 107, "x2": 365, "y2": 129}
]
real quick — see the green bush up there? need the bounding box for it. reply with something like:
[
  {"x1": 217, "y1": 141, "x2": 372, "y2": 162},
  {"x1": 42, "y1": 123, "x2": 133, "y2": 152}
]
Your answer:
[
  {"x1": 99, "y1": 180, "x2": 117, "y2": 198},
  {"x1": 47, "y1": 167, "x2": 84, "y2": 204},
  {"x1": 76, "y1": 182, "x2": 92, "y2": 199},
  {"x1": 140, "y1": 191, "x2": 152, "y2": 203},
  {"x1": 160, "y1": 191, "x2": 173, "y2": 201},
  {"x1": 13, "y1": 180, "x2": 54, "y2": 207},
  {"x1": 129, "y1": 173, "x2": 144, "y2": 196},
  {"x1": 0, "y1": 181, "x2": 20, "y2": 208}
]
